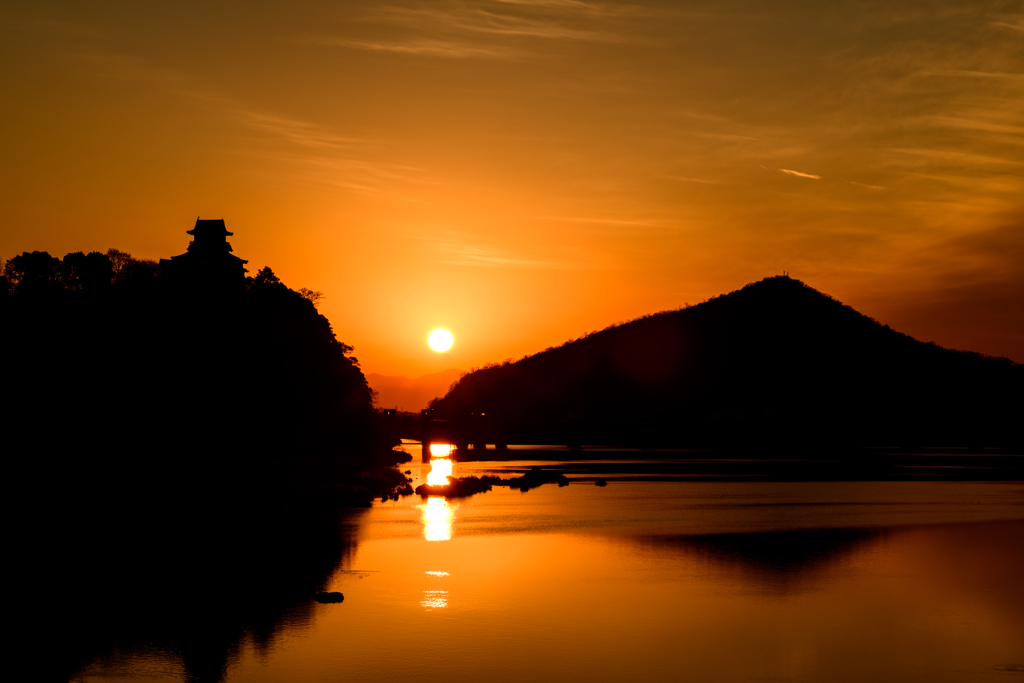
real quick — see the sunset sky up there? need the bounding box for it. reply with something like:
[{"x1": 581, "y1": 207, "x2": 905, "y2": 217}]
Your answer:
[{"x1": 2, "y1": 0, "x2": 1022, "y2": 375}]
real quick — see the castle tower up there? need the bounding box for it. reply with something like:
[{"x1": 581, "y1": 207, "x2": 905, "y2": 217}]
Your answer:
[{"x1": 160, "y1": 218, "x2": 248, "y2": 285}]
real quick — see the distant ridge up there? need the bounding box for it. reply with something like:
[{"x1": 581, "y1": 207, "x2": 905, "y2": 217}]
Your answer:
[
  {"x1": 431, "y1": 276, "x2": 1023, "y2": 446},
  {"x1": 368, "y1": 368, "x2": 464, "y2": 412}
]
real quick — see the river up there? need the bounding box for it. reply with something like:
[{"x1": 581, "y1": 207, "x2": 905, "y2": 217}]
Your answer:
[{"x1": 71, "y1": 445, "x2": 1024, "y2": 682}]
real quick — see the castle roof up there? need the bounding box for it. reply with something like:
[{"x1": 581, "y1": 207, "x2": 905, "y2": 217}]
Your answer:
[{"x1": 187, "y1": 218, "x2": 233, "y2": 238}]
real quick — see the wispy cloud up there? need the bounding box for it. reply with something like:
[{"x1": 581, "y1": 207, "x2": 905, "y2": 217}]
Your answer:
[
  {"x1": 438, "y1": 243, "x2": 566, "y2": 268},
  {"x1": 368, "y1": 1, "x2": 636, "y2": 39},
  {"x1": 894, "y1": 148, "x2": 1024, "y2": 167},
  {"x1": 179, "y1": 95, "x2": 428, "y2": 197},
  {"x1": 924, "y1": 115, "x2": 1024, "y2": 139},
  {"x1": 849, "y1": 181, "x2": 885, "y2": 190},
  {"x1": 991, "y1": 16, "x2": 1024, "y2": 32},
  {"x1": 667, "y1": 175, "x2": 718, "y2": 184},
  {"x1": 238, "y1": 111, "x2": 374, "y2": 151},
  {"x1": 36, "y1": 32, "x2": 426, "y2": 198},
  {"x1": 415, "y1": 229, "x2": 607, "y2": 269},
  {"x1": 263, "y1": 152, "x2": 427, "y2": 196},
  {"x1": 495, "y1": 0, "x2": 596, "y2": 8},
  {"x1": 779, "y1": 168, "x2": 821, "y2": 180},
  {"x1": 531, "y1": 214, "x2": 678, "y2": 227},
  {"x1": 312, "y1": 0, "x2": 637, "y2": 60},
  {"x1": 154, "y1": 88, "x2": 427, "y2": 198},
  {"x1": 427, "y1": 238, "x2": 568, "y2": 268},
  {"x1": 314, "y1": 36, "x2": 518, "y2": 59}
]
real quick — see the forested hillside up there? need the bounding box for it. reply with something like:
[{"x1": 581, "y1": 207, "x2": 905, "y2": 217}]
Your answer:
[
  {"x1": 2, "y1": 248, "x2": 401, "y2": 512},
  {"x1": 431, "y1": 276, "x2": 1022, "y2": 446}
]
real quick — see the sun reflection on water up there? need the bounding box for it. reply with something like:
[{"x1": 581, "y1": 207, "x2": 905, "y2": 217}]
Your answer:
[
  {"x1": 429, "y1": 443, "x2": 453, "y2": 457},
  {"x1": 421, "y1": 590, "x2": 448, "y2": 609},
  {"x1": 420, "y1": 497, "x2": 455, "y2": 541},
  {"x1": 426, "y1": 457, "x2": 453, "y2": 487}
]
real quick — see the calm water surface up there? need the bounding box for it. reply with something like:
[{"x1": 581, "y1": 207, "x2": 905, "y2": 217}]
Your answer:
[{"x1": 77, "y1": 447, "x2": 1024, "y2": 682}]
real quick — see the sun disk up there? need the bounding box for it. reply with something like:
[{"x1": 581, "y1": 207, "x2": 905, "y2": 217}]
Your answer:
[{"x1": 428, "y1": 329, "x2": 453, "y2": 352}]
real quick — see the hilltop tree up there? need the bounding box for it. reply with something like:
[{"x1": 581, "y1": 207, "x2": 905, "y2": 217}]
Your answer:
[
  {"x1": 60, "y1": 251, "x2": 114, "y2": 291},
  {"x1": 298, "y1": 288, "x2": 324, "y2": 307},
  {"x1": 118, "y1": 256, "x2": 159, "y2": 287},
  {"x1": 2, "y1": 251, "x2": 61, "y2": 294},
  {"x1": 106, "y1": 248, "x2": 133, "y2": 284},
  {"x1": 250, "y1": 266, "x2": 280, "y2": 286}
]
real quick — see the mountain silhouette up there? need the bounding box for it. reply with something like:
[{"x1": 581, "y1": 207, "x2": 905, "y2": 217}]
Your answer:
[{"x1": 430, "y1": 276, "x2": 1022, "y2": 447}]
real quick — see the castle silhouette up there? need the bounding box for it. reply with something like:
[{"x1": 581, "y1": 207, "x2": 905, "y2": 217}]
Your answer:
[{"x1": 159, "y1": 218, "x2": 248, "y2": 284}]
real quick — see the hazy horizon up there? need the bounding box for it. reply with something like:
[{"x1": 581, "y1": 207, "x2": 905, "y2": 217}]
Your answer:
[{"x1": 367, "y1": 367, "x2": 464, "y2": 412}]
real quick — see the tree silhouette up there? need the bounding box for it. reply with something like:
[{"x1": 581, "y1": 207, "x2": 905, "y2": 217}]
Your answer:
[
  {"x1": 106, "y1": 248, "x2": 133, "y2": 284},
  {"x1": 3, "y1": 251, "x2": 61, "y2": 294},
  {"x1": 298, "y1": 287, "x2": 324, "y2": 307},
  {"x1": 59, "y1": 251, "x2": 87, "y2": 290},
  {"x1": 81, "y1": 251, "x2": 114, "y2": 290},
  {"x1": 251, "y1": 265, "x2": 280, "y2": 285},
  {"x1": 59, "y1": 251, "x2": 114, "y2": 291}
]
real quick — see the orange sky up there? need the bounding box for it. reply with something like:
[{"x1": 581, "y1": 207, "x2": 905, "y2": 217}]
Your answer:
[{"x1": 2, "y1": 0, "x2": 1022, "y2": 374}]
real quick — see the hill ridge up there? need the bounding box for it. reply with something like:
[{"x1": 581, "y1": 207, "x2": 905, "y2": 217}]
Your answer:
[{"x1": 430, "y1": 276, "x2": 1022, "y2": 446}]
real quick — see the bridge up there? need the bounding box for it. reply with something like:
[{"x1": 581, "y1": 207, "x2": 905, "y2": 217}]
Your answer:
[{"x1": 382, "y1": 408, "x2": 676, "y2": 460}]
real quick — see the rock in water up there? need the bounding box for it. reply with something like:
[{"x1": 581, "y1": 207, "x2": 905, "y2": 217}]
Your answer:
[
  {"x1": 595, "y1": 479, "x2": 608, "y2": 487},
  {"x1": 315, "y1": 592, "x2": 345, "y2": 603}
]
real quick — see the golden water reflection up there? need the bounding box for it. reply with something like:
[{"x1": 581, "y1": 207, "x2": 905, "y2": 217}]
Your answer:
[
  {"x1": 426, "y1": 457, "x2": 453, "y2": 487},
  {"x1": 421, "y1": 590, "x2": 448, "y2": 609},
  {"x1": 429, "y1": 443, "x2": 453, "y2": 457},
  {"x1": 421, "y1": 497, "x2": 454, "y2": 541}
]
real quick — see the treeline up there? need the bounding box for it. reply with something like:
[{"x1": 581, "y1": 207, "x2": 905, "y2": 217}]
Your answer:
[
  {"x1": 1, "y1": 246, "x2": 401, "y2": 514},
  {"x1": 1, "y1": 248, "x2": 158, "y2": 294},
  {"x1": 431, "y1": 276, "x2": 1023, "y2": 447},
  {"x1": 2, "y1": 248, "x2": 327, "y2": 303}
]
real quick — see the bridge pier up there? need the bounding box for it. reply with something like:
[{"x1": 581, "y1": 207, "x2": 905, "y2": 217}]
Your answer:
[{"x1": 421, "y1": 408, "x2": 434, "y2": 461}]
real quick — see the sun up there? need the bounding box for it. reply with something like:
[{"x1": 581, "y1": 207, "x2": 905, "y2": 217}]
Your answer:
[{"x1": 428, "y1": 329, "x2": 454, "y2": 352}]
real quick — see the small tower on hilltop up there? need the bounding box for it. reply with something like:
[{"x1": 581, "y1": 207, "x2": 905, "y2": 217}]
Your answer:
[{"x1": 160, "y1": 218, "x2": 248, "y2": 285}]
